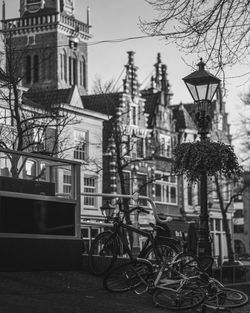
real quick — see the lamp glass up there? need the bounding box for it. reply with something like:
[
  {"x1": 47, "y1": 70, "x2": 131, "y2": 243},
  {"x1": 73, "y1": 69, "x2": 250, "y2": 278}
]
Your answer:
[
  {"x1": 100, "y1": 204, "x2": 115, "y2": 218},
  {"x1": 207, "y1": 83, "x2": 219, "y2": 101},
  {"x1": 196, "y1": 84, "x2": 208, "y2": 101},
  {"x1": 186, "y1": 82, "x2": 199, "y2": 101}
]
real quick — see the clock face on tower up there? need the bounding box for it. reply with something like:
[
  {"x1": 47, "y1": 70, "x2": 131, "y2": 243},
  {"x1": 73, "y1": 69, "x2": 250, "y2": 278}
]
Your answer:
[{"x1": 26, "y1": 0, "x2": 43, "y2": 13}]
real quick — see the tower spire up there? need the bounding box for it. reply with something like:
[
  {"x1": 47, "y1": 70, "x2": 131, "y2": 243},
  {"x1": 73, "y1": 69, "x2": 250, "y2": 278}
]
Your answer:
[
  {"x1": 2, "y1": 0, "x2": 5, "y2": 21},
  {"x1": 123, "y1": 51, "x2": 140, "y2": 99},
  {"x1": 87, "y1": 6, "x2": 91, "y2": 26}
]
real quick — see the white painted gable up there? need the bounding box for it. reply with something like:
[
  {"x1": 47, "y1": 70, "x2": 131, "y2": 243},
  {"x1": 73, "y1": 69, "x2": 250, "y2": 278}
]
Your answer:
[{"x1": 69, "y1": 86, "x2": 84, "y2": 108}]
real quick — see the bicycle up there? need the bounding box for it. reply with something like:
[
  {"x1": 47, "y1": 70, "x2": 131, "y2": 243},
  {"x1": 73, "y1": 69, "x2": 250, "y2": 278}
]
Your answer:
[
  {"x1": 197, "y1": 272, "x2": 249, "y2": 310},
  {"x1": 88, "y1": 204, "x2": 181, "y2": 276},
  {"x1": 103, "y1": 252, "x2": 248, "y2": 311},
  {"x1": 103, "y1": 252, "x2": 207, "y2": 310}
]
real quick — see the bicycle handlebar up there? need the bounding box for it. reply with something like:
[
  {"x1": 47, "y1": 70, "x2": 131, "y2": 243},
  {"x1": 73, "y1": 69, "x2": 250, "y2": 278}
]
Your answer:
[
  {"x1": 80, "y1": 192, "x2": 172, "y2": 226},
  {"x1": 121, "y1": 205, "x2": 149, "y2": 215}
]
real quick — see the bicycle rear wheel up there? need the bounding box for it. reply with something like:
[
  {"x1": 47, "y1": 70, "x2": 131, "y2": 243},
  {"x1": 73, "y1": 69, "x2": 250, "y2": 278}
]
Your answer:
[
  {"x1": 88, "y1": 231, "x2": 118, "y2": 276},
  {"x1": 103, "y1": 259, "x2": 153, "y2": 293},
  {"x1": 153, "y1": 282, "x2": 206, "y2": 310},
  {"x1": 205, "y1": 287, "x2": 248, "y2": 309},
  {"x1": 142, "y1": 240, "x2": 180, "y2": 264}
]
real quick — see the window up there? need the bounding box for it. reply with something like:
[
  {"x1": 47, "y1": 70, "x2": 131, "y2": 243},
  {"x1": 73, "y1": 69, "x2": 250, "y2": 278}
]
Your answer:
[
  {"x1": 73, "y1": 130, "x2": 88, "y2": 161},
  {"x1": 25, "y1": 159, "x2": 36, "y2": 179},
  {"x1": 0, "y1": 108, "x2": 13, "y2": 126},
  {"x1": 33, "y1": 55, "x2": 39, "y2": 83},
  {"x1": 131, "y1": 106, "x2": 137, "y2": 125},
  {"x1": 60, "y1": 53, "x2": 63, "y2": 80},
  {"x1": 26, "y1": 55, "x2": 31, "y2": 84},
  {"x1": 81, "y1": 227, "x2": 100, "y2": 253},
  {"x1": 69, "y1": 55, "x2": 77, "y2": 85},
  {"x1": 210, "y1": 218, "x2": 214, "y2": 231},
  {"x1": 234, "y1": 209, "x2": 244, "y2": 218},
  {"x1": 122, "y1": 135, "x2": 130, "y2": 157},
  {"x1": 155, "y1": 173, "x2": 177, "y2": 204},
  {"x1": 69, "y1": 56, "x2": 72, "y2": 84},
  {"x1": 188, "y1": 184, "x2": 193, "y2": 206},
  {"x1": 27, "y1": 35, "x2": 35, "y2": 45},
  {"x1": 40, "y1": 162, "x2": 47, "y2": 181},
  {"x1": 33, "y1": 125, "x2": 45, "y2": 144},
  {"x1": 80, "y1": 56, "x2": 86, "y2": 87},
  {"x1": 123, "y1": 171, "x2": 131, "y2": 195},
  {"x1": 136, "y1": 137, "x2": 144, "y2": 158},
  {"x1": 33, "y1": 125, "x2": 45, "y2": 151},
  {"x1": 73, "y1": 58, "x2": 77, "y2": 84},
  {"x1": 63, "y1": 173, "x2": 72, "y2": 194},
  {"x1": 159, "y1": 134, "x2": 171, "y2": 157},
  {"x1": 64, "y1": 50, "x2": 67, "y2": 81},
  {"x1": 234, "y1": 224, "x2": 244, "y2": 233},
  {"x1": 47, "y1": 53, "x2": 52, "y2": 79},
  {"x1": 215, "y1": 219, "x2": 221, "y2": 231},
  {"x1": 223, "y1": 182, "x2": 230, "y2": 201},
  {"x1": 137, "y1": 174, "x2": 147, "y2": 206},
  {"x1": 84, "y1": 176, "x2": 97, "y2": 208}
]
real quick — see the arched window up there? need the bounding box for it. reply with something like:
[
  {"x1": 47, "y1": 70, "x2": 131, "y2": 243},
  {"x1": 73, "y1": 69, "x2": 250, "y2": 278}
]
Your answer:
[
  {"x1": 47, "y1": 53, "x2": 52, "y2": 80},
  {"x1": 80, "y1": 56, "x2": 86, "y2": 87},
  {"x1": 26, "y1": 55, "x2": 31, "y2": 84},
  {"x1": 69, "y1": 56, "x2": 72, "y2": 85},
  {"x1": 33, "y1": 54, "x2": 39, "y2": 83},
  {"x1": 69, "y1": 54, "x2": 77, "y2": 86},
  {"x1": 60, "y1": 53, "x2": 63, "y2": 80},
  {"x1": 73, "y1": 55, "x2": 77, "y2": 85},
  {"x1": 63, "y1": 49, "x2": 67, "y2": 82}
]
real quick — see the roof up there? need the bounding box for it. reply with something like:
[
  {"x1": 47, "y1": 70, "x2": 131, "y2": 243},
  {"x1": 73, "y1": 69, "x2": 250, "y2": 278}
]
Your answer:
[
  {"x1": 23, "y1": 88, "x2": 73, "y2": 108},
  {"x1": 143, "y1": 93, "x2": 160, "y2": 127},
  {"x1": 82, "y1": 93, "x2": 122, "y2": 116},
  {"x1": 143, "y1": 93, "x2": 159, "y2": 115},
  {"x1": 172, "y1": 104, "x2": 197, "y2": 130}
]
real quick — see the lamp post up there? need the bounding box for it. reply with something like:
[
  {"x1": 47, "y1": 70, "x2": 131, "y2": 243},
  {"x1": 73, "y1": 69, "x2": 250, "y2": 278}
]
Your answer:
[{"x1": 183, "y1": 59, "x2": 221, "y2": 257}]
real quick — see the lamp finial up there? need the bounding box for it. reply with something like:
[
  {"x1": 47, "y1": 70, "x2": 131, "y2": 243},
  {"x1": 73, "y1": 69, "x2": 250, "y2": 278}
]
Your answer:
[{"x1": 198, "y1": 58, "x2": 205, "y2": 71}]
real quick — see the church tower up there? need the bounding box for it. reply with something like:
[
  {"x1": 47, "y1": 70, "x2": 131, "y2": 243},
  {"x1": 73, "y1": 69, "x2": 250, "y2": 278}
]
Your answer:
[{"x1": 2, "y1": 0, "x2": 91, "y2": 95}]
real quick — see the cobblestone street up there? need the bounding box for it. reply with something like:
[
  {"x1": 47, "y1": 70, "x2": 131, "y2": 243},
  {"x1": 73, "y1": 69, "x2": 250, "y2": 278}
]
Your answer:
[{"x1": 0, "y1": 270, "x2": 250, "y2": 313}]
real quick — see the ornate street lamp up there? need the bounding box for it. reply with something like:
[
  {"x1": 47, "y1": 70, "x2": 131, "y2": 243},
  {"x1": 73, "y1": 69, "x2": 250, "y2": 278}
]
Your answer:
[
  {"x1": 100, "y1": 200, "x2": 116, "y2": 221},
  {"x1": 183, "y1": 59, "x2": 221, "y2": 257}
]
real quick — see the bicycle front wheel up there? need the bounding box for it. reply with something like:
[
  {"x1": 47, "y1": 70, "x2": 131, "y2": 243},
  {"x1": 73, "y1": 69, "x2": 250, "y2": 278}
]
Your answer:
[
  {"x1": 88, "y1": 231, "x2": 118, "y2": 276},
  {"x1": 205, "y1": 287, "x2": 248, "y2": 309},
  {"x1": 153, "y1": 282, "x2": 206, "y2": 310},
  {"x1": 103, "y1": 259, "x2": 153, "y2": 293},
  {"x1": 173, "y1": 252, "x2": 200, "y2": 278}
]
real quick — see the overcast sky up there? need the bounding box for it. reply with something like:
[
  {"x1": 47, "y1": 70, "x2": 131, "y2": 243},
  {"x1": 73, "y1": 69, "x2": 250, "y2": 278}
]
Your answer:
[{"x1": 3, "y1": 0, "x2": 250, "y2": 131}]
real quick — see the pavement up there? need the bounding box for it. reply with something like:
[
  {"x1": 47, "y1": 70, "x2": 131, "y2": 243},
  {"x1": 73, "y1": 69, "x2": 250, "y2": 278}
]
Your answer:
[{"x1": 1, "y1": 270, "x2": 250, "y2": 313}]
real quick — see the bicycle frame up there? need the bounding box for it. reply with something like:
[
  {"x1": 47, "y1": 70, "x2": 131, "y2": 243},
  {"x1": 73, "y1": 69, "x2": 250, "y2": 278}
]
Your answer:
[
  {"x1": 108, "y1": 214, "x2": 161, "y2": 261},
  {"x1": 133, "y1": 254, "x2": 201, "y2": 295}
]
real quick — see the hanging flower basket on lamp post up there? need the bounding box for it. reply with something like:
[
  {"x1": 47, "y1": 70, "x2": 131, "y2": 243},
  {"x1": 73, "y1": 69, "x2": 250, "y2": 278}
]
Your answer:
[{"x1": 172, "y1": 140, "x2": 242, "y2": 183}]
